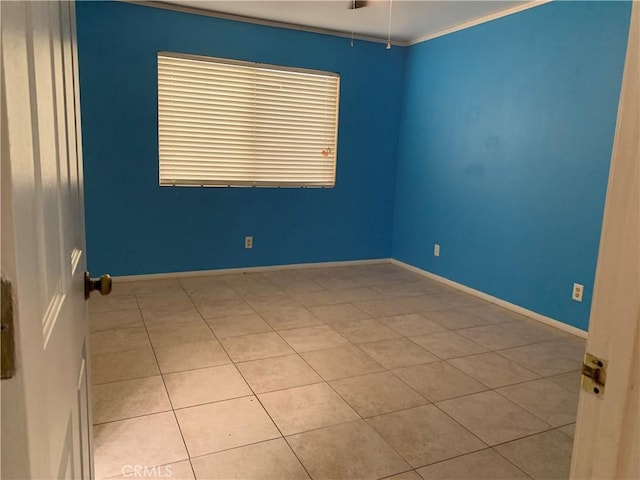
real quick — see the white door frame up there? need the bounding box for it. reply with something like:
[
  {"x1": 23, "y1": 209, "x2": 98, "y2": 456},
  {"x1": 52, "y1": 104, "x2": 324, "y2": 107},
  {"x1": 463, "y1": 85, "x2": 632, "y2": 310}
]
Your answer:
[{"x1": 570, "y1": 3, "x2": 639, "y2": 479}]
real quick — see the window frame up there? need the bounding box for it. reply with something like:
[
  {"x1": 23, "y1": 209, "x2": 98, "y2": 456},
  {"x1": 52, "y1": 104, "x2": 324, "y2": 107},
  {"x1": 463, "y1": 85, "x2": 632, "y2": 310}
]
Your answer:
[{"x1": 157, "y1": 51, "x2": 340, "y2": 188}]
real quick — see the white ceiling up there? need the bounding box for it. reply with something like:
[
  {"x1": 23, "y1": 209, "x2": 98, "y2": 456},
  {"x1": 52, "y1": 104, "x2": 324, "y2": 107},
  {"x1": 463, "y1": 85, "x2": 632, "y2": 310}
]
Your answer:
[{"x1": 158, "y1": 0, "x2": 535, "y2": 44}]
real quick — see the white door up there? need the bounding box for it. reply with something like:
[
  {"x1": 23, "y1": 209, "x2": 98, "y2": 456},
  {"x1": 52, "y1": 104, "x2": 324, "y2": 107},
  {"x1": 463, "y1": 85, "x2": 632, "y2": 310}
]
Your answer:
[
  {"x1": 1, "y1": 1, "x2": 94, "y2": 479},
  {"x1": 570, "y1": 3, "x2": 639, "y2": 479}
]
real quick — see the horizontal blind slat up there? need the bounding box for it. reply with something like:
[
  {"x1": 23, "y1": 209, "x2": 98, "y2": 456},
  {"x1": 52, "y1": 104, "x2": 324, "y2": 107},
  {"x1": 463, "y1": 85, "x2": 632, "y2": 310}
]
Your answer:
[{"x1": 158, "y1": 52, "x2": 339, "y2": 187}]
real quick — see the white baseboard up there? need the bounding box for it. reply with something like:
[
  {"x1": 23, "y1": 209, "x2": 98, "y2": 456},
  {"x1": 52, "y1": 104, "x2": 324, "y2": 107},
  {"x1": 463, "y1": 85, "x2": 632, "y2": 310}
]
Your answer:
[
  {"x1": 113, "y1": 256, "x2": 587, "y2": 339},
  {"x1": 391, "y1": 259, "x2": 588, "y2": 339},
  {"x1": 112, "y1": 258, "x2": 392, "y2": 282}
]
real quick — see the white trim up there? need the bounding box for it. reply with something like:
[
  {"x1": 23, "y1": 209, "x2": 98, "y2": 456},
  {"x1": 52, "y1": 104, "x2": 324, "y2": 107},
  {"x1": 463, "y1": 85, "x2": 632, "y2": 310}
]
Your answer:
[
  {"x1": 112, "y1": 258, "x2": 392, "y2": 282},
  {"x1": 130, "y1": 0, "x2": 554, "y2": 48},
  {"x1": 114, "y1": 255, "x2": 587, "y2": 338},
  {"x1": 124, "y1": 1, "x2": 407, "y2": 46},
  {"x1": 408, "y1": 0, "x2": 553, "y2": 46},
  {"x1": 391, "y1": 259, "x2": 588, "y2": 339}
]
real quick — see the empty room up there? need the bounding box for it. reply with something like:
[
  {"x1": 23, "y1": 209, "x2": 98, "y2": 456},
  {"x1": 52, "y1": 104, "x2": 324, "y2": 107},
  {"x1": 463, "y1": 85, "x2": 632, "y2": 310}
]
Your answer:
[{"x1": 1, "y1": 1, "x2": 637, "y2": 480}]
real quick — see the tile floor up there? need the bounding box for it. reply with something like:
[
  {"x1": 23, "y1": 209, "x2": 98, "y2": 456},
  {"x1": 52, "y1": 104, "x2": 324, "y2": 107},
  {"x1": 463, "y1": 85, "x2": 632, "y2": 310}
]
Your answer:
[{"x1": 89, "y1": 263, "x2": 584, "y2": 480}]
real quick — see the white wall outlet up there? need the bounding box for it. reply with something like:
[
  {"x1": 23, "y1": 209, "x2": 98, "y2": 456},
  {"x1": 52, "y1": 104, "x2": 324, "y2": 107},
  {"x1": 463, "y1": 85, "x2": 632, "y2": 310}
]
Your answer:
[
  {"x1": 572, "y1": 283, "x2": 584, "y2": 302},
  {"x1": 245, "y1": 236, "x2": 253, "y2": 249},
  {"x1": 434, "y1": 244, "x2": 440, "y2": 257}
]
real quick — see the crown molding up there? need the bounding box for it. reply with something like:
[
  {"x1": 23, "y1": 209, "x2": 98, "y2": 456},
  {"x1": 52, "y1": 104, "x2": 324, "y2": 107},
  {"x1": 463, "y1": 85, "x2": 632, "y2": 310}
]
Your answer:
[
  {"x1": 408, "y1": 0, "x2": 553, "y2": 46},
  {"x1": 122, "y1": 0, "x2": 408, "y2": 47}
]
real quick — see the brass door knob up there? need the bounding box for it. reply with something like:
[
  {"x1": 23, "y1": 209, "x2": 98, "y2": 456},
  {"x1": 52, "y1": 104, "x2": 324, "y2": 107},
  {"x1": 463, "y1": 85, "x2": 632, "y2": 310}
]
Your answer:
[{"x1": 84, "y1": 272, "x2": 112, "y2": 299}]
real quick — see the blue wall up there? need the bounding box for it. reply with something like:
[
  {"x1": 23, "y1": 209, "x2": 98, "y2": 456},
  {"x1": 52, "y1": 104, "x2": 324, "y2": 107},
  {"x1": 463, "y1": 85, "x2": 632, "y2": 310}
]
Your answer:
[
  {"x1": 76, "y1": 2, "x2": 405, "y2": 276},
  {"x1": 392, "y1": 1, "x2": 631, "y2": 330}
]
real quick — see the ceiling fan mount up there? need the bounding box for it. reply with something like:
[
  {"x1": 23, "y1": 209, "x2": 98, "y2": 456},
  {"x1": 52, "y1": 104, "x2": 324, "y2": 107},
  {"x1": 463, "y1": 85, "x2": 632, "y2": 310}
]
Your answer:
[{"x1": 348, "y1": 1, "x2": 369, "y2": 10}]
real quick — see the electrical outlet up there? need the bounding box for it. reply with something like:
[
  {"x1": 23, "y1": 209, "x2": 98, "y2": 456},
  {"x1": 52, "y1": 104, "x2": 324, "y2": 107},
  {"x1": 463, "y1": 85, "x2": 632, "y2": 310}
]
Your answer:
[
  {"x1": 245, "y1": 236, "x2": 253, "y2": 249},
  {"x1": 572, "y1": 283, "x2": 584, "y2": 302},
  {"x1": 434, "y1": 244, "x2": 440, "y2": 257}
]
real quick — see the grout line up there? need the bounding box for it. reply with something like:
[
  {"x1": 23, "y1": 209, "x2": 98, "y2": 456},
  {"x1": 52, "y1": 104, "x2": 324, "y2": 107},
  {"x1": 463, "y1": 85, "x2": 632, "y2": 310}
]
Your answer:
[
  {"x1": 135, "y1": 289, "x2": 197, "y2": 473},
  {"x1": 92, "y1": 264, "x2": 580, "y2": 478},
  {"x1": 92, "y1": 408, "x2": 176, "y2": 427},
  {"x1": 209, "y1": 298, "x2": 317, "y2": 480}
]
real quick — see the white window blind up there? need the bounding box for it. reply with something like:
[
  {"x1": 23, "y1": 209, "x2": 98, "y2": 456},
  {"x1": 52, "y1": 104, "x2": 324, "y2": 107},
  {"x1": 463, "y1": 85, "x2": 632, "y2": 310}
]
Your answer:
[{"x1": 157, "y1": 52, "x2": 340, "y2": 187}]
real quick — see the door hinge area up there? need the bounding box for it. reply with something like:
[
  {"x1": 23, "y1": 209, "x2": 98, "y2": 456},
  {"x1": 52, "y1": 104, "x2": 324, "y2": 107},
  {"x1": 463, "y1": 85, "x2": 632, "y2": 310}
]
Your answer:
[
  {"x1": 581, "y1": 352, "x2": 607, "y2": 398},
  {"x1": 1, "y1": 277, "x2": 16, "y2": 379}
]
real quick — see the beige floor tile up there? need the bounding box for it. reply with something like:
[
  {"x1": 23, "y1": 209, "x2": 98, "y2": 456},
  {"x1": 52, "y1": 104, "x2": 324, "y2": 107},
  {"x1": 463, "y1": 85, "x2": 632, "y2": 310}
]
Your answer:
[
  {"x1": 442, "y1": 293, "x2": 491, "y2": 308},
  {"x1": 436, "y1": 391, "x2": 550, "y2": 446},
  {"x1": 497, "y1": 343, "x2": 582, "y2": 377},
  {"x1": 335, "y1": 286, "x2": 384, "y2": 302},
  {"x1": 417, "y1": 449, "x2": 528, "y2": 480},
  {"x1": 136, "y1": 291, "x2": 193, "y2": 312},
  {"x1": 330, "y1": 371, "x2": 427, "y2": 417},
  {"x1": 90, "y1": 294, "x2": 139, "y2": 314},
  {"x1": 498, "y1": 319, "x2": 571, "y2": 343},
  {"x1": 141, "y1": 306, "x2": 204, "y2": 327},
  {"x1": 393, "y1": 362, "x2": 487, "y2": 402},
  {"x1": 93, "y1": 412, "x2": 188, "y2": 480},
  {"x1": 164, "y1": 364, "x2": 252, "y2": 409},
  {"x1": 423, "y1": 309, "x2": 494, "y2": 330},
  {"x1": 236, "y1": 354, "x2": 322, "y2": 394},
  {"x1": 91, "y1": 346, "x2": 160, "y2": 385},
  {"x1": 147, "y1": 321, "x2": 214, "y2": 348},
  {"x1": 90, "y1": 327, "x2": 151, "y2": 355},
  {"x1": 448, "y1": 353, "x2": 539, "y2": 388},
  {"x1": 91, "y1": 265, "x2": 583, "y2": 480},
  {"x1": 245, "y1": 294, "x2": 299, "y2": 313},
  {"x1": 463, "y1": 304, "x2": 525, "y2": 324},
  {"x1": 358, "y1": 338, "x2": 439, "y2": 369},
  {"x1": 287, "y1": 420, "x2": 410, "y2": 480},
  {"x1": 557, "y1": 423, "x2": 576, "y2": 438},
  {"x1": 223, "y1": 273, "x2": 269, "y2": 285},
  {"x1": 495, "y1": 430, "x2": 573, "y2": 479},
  {"x1": 547, "y1": 370, "x2": 582, "y2": 393},
  {"x1": 292, "y1": 290, "x2": 344, "y2": 307},
  {"x1": 353, "y1": 299, "x2": 414, "y2": 318},
  {"x1": 397, "y1": 295, "x2": 451, "y2": 313},
  {"x1": 280, "y1": 280, "x2": 326, "y2": 294},
  {"x1": 194, "y1": 298, "x2": 254, "y2": 319},
  {"x1": 190, "y1": 438, "x2": 309, "y2": 479},
  {"x1": 456, "y1": 325, "x2": 531, "y2": 350},
  {"x1": 302, "y1": 345, "x2": 384, "y2": 381},
  {"x1": 154, "y1": 340, "x2": 230, "y2": 374},
  {"x1": 108, "y1": 460, "x2": 194, "y2": 480},
  {"x1": 331, "y1": 319, "x2": 403, "y2": 344},
  {"x1": 261, "y1": 270, "x2": 307, "y2": 284},
  {"x1": 187, "y1": 286, "x2": 241, "y2": 304},
  {"x1": 93, "y1": 376, "x2": 171, "y2": 424},
  {"x1": 258, "y1": 383, "x2": 359, "y2": 435},
  {"x1": 90, "y1": 309, "x2": 144, "y2": 332},
  {"x1": 379, "y1": 314, "x2": 447, "y2": 337},
  {"x1": 106, "y1": 282, "x2": 137, "y2": 297},
  {"x1": 206, "y1": 313, "x2": 272, "y2": 338},
  {"x1": 230, "y1": 282, "x2": 284, "y2": 297},
  {"x1": 385, "y1": 471, "x2": 422, "y2": 480},
  {"x1": 409, "y1": 331, "x2": 487, "y2": 359},
  {"x1": 497, "y1": 379, "x2": 579, "y2": 427},
  {"x1": 259, "y1": 306, "x2": 325, "y2": 331},
  {"x1": 309, "y1": 303, "x2": 371, "y2": 322},
  {"x1": 367, "y1": 405, "x2": 486, "y2": 468},
  {"x1": 279, "y1": 326, "x2": 349, "y2": 352},
  {"x1": 541, "y1": 338, "x2": 587, "y2": 362},
  {"x1": 371, "y1": 282, "x2": 431, "y2": 298},
  {"x1": 221, "y1": 332, "x2": 295, "y2": 362},
  {"x1": 179, "y1": 275, "x2": 228, "y2": 291},
  {"x1": 317, "y1": 277, "x2": 363, "y2": 289},
  {"x1": 120, "y1": 279, "x2": 183, "y2": 296},
  {"x1": 175, "y1": 396, "x2": 280, "y2": 457}
]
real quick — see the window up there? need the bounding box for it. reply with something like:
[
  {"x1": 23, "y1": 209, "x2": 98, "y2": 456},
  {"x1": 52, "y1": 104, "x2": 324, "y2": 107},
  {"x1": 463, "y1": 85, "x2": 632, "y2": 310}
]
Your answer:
[{"x1": 157, "y1": 52, "x2": 340, "y2": 187}]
